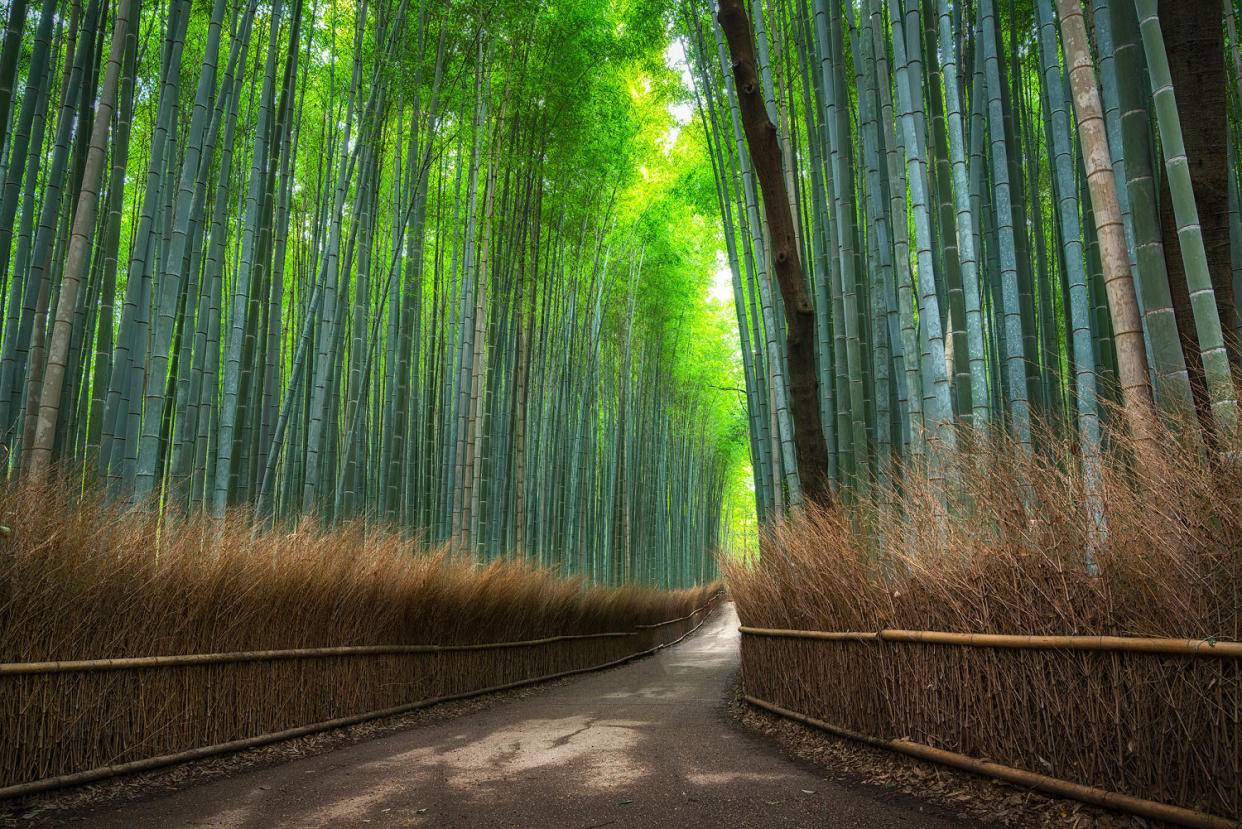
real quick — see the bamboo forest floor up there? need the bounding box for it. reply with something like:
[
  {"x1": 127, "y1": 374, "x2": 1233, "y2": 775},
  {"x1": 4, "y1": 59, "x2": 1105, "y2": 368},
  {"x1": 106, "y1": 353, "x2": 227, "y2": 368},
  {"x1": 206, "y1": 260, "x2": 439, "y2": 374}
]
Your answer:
[{"x1": 8, "y1": 603, "x2": 990, "y2": 829}]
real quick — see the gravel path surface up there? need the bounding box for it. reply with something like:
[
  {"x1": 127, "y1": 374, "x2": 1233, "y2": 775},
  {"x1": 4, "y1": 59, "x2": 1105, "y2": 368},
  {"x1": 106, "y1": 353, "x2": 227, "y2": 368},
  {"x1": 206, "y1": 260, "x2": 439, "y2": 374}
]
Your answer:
[{"x1": 37, "y1": 604, "x2": 980, "y2": 828}]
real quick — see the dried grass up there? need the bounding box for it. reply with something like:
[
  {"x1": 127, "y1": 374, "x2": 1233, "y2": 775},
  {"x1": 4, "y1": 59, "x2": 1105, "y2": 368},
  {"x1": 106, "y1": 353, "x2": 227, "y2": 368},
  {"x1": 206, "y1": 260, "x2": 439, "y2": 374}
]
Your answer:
[
  {"x1": 726, "y1": 419, "x2": 1241, "y2": 819},
  {"x1": 0, "y1": 478, "x2": 719, "y2": 790}
]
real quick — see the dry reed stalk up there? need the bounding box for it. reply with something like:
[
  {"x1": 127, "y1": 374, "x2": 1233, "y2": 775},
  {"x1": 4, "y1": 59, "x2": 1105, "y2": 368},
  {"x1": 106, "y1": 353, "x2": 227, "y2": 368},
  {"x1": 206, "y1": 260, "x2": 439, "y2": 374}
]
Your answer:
[{"x1": 726, "y1": 416, "x2": 1242, "y2": 819}]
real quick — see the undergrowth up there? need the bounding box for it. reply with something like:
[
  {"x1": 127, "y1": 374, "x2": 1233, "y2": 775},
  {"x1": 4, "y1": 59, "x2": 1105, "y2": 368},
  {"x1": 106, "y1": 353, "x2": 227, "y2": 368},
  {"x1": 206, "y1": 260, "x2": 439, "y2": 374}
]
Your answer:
[
  {"x1": 0, "y1": 476, "x2": 719, "y2": 662},
  {"x1": 725, "y1": 417, "x2": 1241, "y2": 818},
  {"x1": 727, "y1": 419, "x2": 1241, "y2": 640},
  {"x1": 0, "y1": 477, "x2": 720, "y2": 790}
]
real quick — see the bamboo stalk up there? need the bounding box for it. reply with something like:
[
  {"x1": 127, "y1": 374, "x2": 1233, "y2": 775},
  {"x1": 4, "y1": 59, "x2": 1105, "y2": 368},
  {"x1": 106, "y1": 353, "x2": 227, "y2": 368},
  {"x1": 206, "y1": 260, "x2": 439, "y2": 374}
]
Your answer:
[
  {"x1": 745, "y1": 695, "x2": 1235, "y2": 829},
  {"x1": 738, "y1": 626, "x2": 1242, "y2": 656},
  {"x1": 1057, "y1": 0, "x2": 1159, "y2": 445}
]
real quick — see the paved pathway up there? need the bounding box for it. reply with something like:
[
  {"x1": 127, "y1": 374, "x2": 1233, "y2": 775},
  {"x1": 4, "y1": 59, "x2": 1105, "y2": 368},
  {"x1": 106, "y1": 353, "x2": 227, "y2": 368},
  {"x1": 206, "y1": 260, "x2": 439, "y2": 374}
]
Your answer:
[{"x1": 62, "y1": 605, "x2": 971, "y2": 828}]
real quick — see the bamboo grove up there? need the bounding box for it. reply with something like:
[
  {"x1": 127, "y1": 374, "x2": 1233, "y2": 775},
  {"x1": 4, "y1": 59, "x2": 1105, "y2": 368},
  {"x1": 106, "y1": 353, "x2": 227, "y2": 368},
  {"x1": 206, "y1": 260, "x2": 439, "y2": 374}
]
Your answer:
[
  {"x1": 682, "y1": 0, "x2": 1242, "y2": 520},
  {"x1": 0, "y1": 0, "x2": 747, "y2": 587}
]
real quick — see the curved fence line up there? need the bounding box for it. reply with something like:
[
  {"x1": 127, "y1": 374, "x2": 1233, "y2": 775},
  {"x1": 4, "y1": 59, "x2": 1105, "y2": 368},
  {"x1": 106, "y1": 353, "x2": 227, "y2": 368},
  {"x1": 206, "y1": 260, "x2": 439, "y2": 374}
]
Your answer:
[
  {"x1": 739, "y1": 626, "x2": 1242, "y2": 657},
  {"x1": 633, "y1": 605, "x2": 712, "y2": 629},
  {"x1": 0, "y1": 595, "x2": 722, "y2": 801},
  {"x1": 0, "y1": 602, "x2": 724, "y2": 677}
]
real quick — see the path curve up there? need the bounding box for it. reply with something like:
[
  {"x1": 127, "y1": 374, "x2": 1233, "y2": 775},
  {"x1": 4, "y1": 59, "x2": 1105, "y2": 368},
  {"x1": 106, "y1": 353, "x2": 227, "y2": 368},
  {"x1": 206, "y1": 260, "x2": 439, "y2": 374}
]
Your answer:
[{"x1": 58, "y1": 604, "x2": 970, "y2": 828}]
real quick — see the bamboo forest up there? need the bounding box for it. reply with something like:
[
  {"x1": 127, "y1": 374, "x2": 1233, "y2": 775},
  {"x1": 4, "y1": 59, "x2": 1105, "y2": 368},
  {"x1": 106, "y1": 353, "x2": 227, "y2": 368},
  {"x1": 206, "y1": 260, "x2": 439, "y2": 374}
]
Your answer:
[
  {"x1": 0, "y1": 0, "x2": 752, "y2": 587},
  {"x1": 1, "y1": 0, "x2": 1241, "y2": 825}
]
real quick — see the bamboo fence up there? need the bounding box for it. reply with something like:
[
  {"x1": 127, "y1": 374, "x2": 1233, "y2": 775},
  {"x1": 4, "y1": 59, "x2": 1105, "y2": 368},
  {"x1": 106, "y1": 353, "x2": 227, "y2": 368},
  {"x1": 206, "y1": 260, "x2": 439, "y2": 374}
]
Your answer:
[
  {"x1": 0, "y1": 595, "x2": 721, "y2": 798},
  {"x1": 740, "y1": 625, "x2": 1240, "y2": 826}
]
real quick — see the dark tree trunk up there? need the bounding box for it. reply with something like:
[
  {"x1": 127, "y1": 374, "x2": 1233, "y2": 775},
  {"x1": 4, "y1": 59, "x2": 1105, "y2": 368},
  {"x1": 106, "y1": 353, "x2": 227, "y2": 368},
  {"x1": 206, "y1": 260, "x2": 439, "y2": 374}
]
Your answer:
[
  {"x1": 1159, "y1": 0, "x2": 1238, "y2": 444},
  {"x1": 716, "y1": 0, "x2": 831, "y2": 507}
]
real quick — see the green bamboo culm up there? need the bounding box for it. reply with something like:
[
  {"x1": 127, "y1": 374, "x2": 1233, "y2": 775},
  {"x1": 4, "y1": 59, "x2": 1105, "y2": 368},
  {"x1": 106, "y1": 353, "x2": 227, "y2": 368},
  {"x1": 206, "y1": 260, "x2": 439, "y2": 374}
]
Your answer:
[{"x1": 1135, "y1": 0, "x2": 1239, "y2": 435}]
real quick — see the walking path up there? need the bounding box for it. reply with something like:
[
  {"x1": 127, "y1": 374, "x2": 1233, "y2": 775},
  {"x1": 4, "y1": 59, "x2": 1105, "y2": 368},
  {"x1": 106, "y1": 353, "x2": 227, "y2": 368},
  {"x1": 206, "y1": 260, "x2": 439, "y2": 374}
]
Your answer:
[{"x1": 61, "y1": 605, "x2": 970, "y2": 828}]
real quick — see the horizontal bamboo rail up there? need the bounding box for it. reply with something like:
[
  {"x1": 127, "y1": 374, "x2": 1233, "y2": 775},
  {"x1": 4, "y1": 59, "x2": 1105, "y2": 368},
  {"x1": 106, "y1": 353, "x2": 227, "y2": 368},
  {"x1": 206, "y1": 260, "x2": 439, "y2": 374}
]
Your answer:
[
  {"x1": 0, "y1": 599, "x2": 720, "y2": 800},
  {"x1": 437, "y1": 632, "x2": 632, "y2": 652},
  {"x1": 746, "y1": 695, "x2": 1235, "y2": 829},
  {"x1": 739, "y1": 628, "x2": 878, "y2": 642},
  {"x1": 0, "y1": 645, "x2": 436, "y2": 676},
  {"x1": 0, "y1": 596, "x2": 724, "y2": 676},
  {"x1": 634, "y1": 604, "x2": 711, "y2": 629},
  {"x1": 739, "y1": 626, "x2": 1242, "y2": 657},
  {"x1": 0, "y1": 637, "x2": 618, "y2": 675}
]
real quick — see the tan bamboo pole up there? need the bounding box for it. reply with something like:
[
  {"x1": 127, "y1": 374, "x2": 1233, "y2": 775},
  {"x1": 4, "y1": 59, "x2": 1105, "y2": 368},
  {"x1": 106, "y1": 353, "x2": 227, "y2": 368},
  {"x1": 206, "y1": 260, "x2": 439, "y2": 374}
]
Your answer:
[
  {"x1": 0, "y1": 645, "x2": 436, "y2": 675},
  {"x1": 0, "y1": 600, "x2": 721, "y2": 801},
  {"x1": 28, "y1": 0, "x2": 134, "y2": 479},
  {"x1": 745, "y1": 695, "x2": 1234, "y2": 829},
  {"x1": 1056, "y1": 0, "x2": 1159, "y2": 447},
  {"x1": 879, "y1": 629, "x2": 1242, "y2": 657},
  {"x1": 738, "y1": 626, "x2": 1242, "y2": 657}
]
